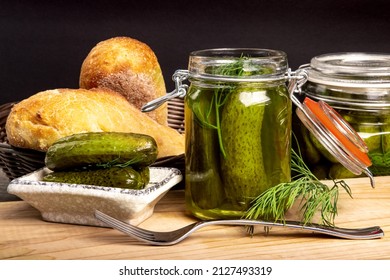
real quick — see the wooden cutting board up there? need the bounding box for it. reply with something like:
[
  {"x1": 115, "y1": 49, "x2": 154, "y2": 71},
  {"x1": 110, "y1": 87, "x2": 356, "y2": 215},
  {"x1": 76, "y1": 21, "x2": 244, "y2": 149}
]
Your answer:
[{"x1": 0, "y1": 175, "x2": 389, "y2": 260}]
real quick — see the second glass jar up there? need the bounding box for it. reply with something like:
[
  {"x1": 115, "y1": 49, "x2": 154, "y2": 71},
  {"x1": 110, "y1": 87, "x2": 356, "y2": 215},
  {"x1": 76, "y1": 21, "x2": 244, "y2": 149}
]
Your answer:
[
  {"x1": 184, "y1": 48, "x2": 292, "y2": 220},
  {"x1": 294, "y1": 52, "x2": 390, "y2": 180}
]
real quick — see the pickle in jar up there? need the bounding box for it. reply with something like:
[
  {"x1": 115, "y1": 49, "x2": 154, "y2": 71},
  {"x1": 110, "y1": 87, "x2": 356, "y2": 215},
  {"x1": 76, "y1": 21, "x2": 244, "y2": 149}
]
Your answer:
[
  {"x1": 380, "y1": 115, "x2": 390, "y2": 155},
  {"x1": 220, "y1": 86, "x2": 269, "y2": 209},
  {"x1": 342, "y1": 112, "x2": 382, "y2": 152},
  {"x1": 185, "y1": 87, "x2": 225, "y2": 211}
]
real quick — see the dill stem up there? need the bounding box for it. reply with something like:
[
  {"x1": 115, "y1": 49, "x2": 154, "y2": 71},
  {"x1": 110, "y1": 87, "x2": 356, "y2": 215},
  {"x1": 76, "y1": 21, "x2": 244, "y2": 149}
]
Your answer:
[{"x1": 215, "y1": 89, "x2": 227, "y2": 158}]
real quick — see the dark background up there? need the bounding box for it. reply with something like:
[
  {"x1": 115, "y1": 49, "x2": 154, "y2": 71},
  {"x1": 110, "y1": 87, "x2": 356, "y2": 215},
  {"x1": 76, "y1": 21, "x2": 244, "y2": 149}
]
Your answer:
[{"x1": 1, "y1": 0, "x2": 390, "y2": 104}]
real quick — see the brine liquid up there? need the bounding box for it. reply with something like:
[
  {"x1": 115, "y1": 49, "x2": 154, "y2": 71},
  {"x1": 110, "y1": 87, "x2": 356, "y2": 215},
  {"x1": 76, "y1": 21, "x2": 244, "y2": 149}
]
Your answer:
[{"x1": 185, "y1": 84, "x2": 292, "y2": 220}]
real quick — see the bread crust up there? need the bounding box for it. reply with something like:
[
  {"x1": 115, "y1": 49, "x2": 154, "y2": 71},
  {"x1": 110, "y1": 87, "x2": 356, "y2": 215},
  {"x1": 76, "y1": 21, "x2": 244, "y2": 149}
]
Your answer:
[
  {"x1": 79, "y1": 37, "x2": 168, "y2": 125},
  {"x1": 5, "y1": 88, "x2": 184, "y2": 158}
]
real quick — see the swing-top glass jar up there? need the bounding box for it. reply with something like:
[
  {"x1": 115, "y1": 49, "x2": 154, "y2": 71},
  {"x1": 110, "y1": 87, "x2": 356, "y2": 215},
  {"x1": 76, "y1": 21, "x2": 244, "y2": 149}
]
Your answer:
[
  {"x1": 296, "y1": 52, "x2": 390, "y2": 179},
  {"x1": 184, "y1": 48, "x2": 292, "y2": 220}
]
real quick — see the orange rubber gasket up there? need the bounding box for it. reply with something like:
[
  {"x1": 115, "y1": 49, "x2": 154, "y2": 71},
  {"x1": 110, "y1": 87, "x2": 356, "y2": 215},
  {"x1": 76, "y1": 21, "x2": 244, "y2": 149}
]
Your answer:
[{"x1": 304, "y1": 97, "x2": 372, "y2": 167}]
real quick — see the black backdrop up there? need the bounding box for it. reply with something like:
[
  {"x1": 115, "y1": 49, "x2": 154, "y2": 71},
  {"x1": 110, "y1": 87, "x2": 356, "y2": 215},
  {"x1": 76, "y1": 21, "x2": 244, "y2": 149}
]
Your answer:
[{"x1": 1, "y1": 0, "x2": 390, "y2": 104}]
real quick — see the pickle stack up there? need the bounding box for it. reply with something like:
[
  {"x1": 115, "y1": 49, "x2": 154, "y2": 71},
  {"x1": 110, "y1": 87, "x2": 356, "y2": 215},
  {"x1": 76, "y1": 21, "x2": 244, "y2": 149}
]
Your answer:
[{"x1": 43, "y1": 132, "x2": 158, "y2": 189}]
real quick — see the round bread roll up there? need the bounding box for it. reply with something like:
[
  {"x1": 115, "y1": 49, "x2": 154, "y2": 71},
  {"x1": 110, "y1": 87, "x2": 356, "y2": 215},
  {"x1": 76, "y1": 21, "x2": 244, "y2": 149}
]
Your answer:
[
  {"x1": 5, "y1": 88, "x2": 184, "y2": 158},
  {"x1": 79, "y1": 37, "x2": 168, "y2": 125}
]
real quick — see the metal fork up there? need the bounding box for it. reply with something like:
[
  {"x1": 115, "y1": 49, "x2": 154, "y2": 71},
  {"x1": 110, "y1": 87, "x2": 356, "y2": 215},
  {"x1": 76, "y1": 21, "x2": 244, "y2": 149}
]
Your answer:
[{"x1": 95, "y1": 210, "x2": 384, "y2": 246}]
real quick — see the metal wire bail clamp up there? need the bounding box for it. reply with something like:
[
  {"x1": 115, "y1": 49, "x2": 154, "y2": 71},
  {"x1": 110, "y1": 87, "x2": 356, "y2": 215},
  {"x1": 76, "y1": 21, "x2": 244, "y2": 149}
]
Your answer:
[{"x1": 141, "y1": 70, "x2": 189, "y2": 112}]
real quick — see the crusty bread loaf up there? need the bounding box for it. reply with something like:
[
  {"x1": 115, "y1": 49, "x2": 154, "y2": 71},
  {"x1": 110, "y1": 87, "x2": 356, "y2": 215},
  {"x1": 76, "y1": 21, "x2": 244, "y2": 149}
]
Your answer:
[
  {"x1": 5, "y1": 88, "x2": 184, "y2": 158},
  {"x1": 79, "y1": 37, "x2": 168, "y2": 125}
]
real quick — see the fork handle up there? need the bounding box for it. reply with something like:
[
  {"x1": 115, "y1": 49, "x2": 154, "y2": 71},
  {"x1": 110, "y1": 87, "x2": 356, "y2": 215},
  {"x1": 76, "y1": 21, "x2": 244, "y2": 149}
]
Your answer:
[{"x1": 200, "y1": 220, "x2": 384, "y2": 240}]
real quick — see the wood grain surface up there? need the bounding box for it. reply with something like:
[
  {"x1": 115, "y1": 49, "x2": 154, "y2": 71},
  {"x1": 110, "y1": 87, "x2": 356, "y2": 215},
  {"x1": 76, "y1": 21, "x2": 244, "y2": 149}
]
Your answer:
[{"x1": 0, "y1": 176, "x2": 389, "y2": 260}]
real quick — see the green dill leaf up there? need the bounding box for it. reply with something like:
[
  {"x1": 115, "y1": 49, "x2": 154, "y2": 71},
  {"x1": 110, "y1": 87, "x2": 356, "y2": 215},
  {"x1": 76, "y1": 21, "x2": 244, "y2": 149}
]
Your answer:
[
  {"x1": 191, "y1": 55, "x2": 254, "y2": 158},
  {"x1": 244, "y1": 142, "x2": 353, "y2": 228},
  {"x1": 96, "y1": 156, "x2": 144, "y2": 169}
]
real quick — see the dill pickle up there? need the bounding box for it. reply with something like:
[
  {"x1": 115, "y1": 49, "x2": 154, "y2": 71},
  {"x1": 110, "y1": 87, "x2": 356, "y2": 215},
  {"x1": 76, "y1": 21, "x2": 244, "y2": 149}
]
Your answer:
[
  {"x1": 43, "y1": 166, "x2": 148, "y2": 189},
  {"x1": 343, "y1": 112, "x2": 381, "y2": 152},
  {"x1": 311, "y1": 163, "x2": 330, "y2": 179},
  {"x1": 329, "y1": 163, "x2": 361, "y2": 179},
  {"x1": 358, "y1": 116, "x2": 390, "y2": 174},
  {"x1": 186, "y1": 115, "x2": 224, "y2": 209},
  {"x1": 299, "y1": 124, "x2": 322, "y2": 164},
  {"x1": 220, "y1": 87, "x2": 269, "y2": 209},
  {"x1": 342, "y1": 112, "x2": 390, "y2": 176},
  {"x1": 45, "y1": 132, "x2": 158, "y2": 171},
  {"x1": 260, "y1": 86, "x2": 291, "y2": 186},
  {"x1": 137, "y1": 166, "x2": 150, "y2": 184},
  {"x1": 185, "y1": 89, "x2": 224, "y2": 211},
  {"x1": 380, "y1": 116, "x2": 390, "y2": 154},
  {"x1": 308, "y1": 132, "x2": 338, "y2": 163},
  {"x1": 378, "y1": 116, "x2": 390, "y2": 173}
]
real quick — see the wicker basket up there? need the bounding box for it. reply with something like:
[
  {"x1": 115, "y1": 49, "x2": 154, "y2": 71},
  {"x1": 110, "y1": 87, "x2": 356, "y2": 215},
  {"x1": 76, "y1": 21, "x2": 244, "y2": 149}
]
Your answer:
[{"x1": 0, "y1": 98, "x2": 185, "y2": 181}]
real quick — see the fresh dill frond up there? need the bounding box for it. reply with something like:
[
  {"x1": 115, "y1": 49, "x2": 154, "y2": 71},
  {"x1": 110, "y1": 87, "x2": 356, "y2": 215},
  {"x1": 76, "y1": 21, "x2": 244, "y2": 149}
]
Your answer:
[
  {"x1": 244, "y1": 143, "x2": 353, "y2": 230},
  {"x1": 191, "y1": 55, "x2": 250, "y2": 158},
  {"x1": 96, "y1": 157, "x2": 144, "y2": 169}
]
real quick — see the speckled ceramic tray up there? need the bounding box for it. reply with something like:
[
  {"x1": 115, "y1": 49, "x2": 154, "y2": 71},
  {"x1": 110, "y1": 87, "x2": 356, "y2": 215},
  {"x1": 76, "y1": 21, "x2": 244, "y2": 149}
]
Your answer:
[{"x1": 7, "y1": 167, "x2": 182, "y2": 227}]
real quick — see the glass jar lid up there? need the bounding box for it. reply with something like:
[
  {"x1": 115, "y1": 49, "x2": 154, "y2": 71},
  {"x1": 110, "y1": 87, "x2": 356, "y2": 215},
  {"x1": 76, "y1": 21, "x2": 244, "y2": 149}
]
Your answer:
[
  {"x1": 307, "y1": 52, "x2": 390, "y2": 88},
  {"x1": 290, "y1": 68, "x2": 374, "y2": 187},
  {"x1": 294, "y1": 96, "x2": 374, "y2": 187},
  {"x1": 188, "y1": 48, "x2": 288, "y2": 82}
]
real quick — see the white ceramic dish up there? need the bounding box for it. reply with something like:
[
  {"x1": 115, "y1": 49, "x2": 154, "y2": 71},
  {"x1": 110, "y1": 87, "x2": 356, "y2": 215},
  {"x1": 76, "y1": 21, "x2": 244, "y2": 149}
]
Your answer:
[{"x1": 7, "y1": 167, "x2": 182, "y2": 227}]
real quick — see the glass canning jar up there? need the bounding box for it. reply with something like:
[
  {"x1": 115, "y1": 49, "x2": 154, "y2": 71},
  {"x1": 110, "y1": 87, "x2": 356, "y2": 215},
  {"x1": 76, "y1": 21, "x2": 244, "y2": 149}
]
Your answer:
[
  {"x1": 295, "y1": 52, "x2": 390, "y2": 179},
  {"x1": 184, "y1": 48, "x2": 292, "y2": 220}
]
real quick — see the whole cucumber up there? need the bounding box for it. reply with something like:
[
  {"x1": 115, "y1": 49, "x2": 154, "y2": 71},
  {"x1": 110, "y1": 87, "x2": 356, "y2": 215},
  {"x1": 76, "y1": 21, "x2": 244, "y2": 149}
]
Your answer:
[
  {"x1": 220, "y1": 87, "x2": 268, "y2": 209},
  {"x1": 43, "y1": 166, "x2": 148, "y2": 189},
  {"x1": 45, "y1": 132, "x2": 158, "y2": 171}
]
